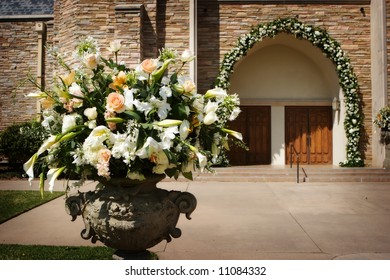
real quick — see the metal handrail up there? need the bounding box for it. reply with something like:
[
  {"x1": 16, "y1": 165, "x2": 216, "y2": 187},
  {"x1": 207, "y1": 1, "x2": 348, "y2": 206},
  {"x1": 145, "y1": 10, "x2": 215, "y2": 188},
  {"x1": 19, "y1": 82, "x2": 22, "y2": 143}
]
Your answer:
[{"x1": 290, "y1": 144, "x2": 300, "y2": 183}]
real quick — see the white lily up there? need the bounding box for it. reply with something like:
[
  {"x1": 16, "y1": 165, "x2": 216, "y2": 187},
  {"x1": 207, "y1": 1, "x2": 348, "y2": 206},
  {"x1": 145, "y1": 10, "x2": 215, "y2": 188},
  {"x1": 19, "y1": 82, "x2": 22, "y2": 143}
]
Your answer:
[
  {"x1": 47, "y1": 167, "x2": 65, "y2": 192},
  {"x1": 123, "y1": 88, "x2": 136, "y2": 111},
  {"x1": 187, "y1": 144, "x2": 207, "y2": 172},
  {"x1": 179, "y1": 120, "x2": 190, "y2": 140},
  {"x1": 23, "y1": 153, "x2": 38, "y2": 186},
  {"x1": 149, "y1": 96, "x2": 171, "y2": 120}
]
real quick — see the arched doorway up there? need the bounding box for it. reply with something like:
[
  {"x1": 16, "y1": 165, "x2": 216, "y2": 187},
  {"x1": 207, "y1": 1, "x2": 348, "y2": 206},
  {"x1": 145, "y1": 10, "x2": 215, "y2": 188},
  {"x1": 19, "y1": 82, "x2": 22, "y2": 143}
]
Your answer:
[
  {"x1": 217, "y1": 18, "x2": 364, "y2": 167},
  {"x1": 227, "y1": 34, "x2": 340, "y2": 165}
]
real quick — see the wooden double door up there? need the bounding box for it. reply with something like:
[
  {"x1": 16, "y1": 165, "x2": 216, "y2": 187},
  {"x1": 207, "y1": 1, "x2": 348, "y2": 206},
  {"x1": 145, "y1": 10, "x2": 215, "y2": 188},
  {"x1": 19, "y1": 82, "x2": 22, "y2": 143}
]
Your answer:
[
  {"x1": 285, "y1": 106, "x2": 333, "y2": 165},
  {"x1": 228, "y1": 106, "x2": 271, "y2": 165},
  {"x1": 228, "y1": 106, "x2": 333, "y2": 166}
]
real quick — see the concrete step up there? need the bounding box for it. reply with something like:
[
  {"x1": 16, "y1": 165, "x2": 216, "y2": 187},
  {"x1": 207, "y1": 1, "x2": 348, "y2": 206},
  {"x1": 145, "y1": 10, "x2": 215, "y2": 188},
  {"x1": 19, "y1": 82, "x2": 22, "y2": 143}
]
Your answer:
[{"x1": 191, "y1": 166, "x2": 390, "y2": 183}]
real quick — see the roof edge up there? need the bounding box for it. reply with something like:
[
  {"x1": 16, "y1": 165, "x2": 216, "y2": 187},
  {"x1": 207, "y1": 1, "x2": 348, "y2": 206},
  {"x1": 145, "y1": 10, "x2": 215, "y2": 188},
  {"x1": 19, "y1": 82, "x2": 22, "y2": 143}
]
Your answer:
[{"x1": 0, "y1": 14, "x2": 54, "y2": 22}]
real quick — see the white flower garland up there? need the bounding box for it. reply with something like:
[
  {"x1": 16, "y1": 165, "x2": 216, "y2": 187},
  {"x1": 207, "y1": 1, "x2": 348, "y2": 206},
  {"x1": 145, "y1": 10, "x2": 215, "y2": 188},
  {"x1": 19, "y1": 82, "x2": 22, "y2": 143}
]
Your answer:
[{"x1": 215, "y1": 17, "x2": 364, "y2": 167}]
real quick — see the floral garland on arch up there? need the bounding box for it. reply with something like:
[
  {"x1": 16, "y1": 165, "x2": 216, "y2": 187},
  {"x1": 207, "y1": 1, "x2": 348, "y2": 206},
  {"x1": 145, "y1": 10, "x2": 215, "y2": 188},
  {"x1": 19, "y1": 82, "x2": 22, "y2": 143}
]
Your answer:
[{"x1": 215, "y1": 17, "x2": 364, "y2": 167}]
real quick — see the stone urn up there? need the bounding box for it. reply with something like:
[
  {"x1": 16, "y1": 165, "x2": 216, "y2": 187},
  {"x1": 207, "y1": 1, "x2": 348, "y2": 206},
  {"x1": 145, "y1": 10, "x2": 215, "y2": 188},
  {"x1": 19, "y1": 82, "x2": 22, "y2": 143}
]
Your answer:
[{"x1": 64, "y1": 174, "x2": 197, "y2": 259}]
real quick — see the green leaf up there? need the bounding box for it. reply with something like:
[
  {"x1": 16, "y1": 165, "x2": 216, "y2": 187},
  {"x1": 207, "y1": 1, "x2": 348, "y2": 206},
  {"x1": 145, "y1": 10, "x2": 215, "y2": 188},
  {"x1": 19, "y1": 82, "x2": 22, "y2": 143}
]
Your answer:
[
  {"x1": 182, "y1": 171, "x2": 193, "y2": 181},
  {"x1": 163, "y1": 149, "x2": 177, "y2": 164},
  {"x1": 165, "y1": 168, "x2": 177, "y2": 178},
  {"x1": 136, "y1": 127, "x2": 147, "y2": 150},
  {"x1": 171, "y1": 103, "x2": 188, "y2": 120}
]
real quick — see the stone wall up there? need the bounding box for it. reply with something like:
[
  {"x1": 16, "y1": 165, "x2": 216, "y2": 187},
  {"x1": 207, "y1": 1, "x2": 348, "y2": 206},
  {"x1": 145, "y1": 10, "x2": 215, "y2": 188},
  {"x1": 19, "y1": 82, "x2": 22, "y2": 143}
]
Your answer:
[
  {"x1": 0, "y1": 18, "x2": 54, "y2": 130},
  {"x1": 197, "y1": 0, "x2": 373, "y2": 164},
  {"x1": 53, "y1": 0, "x2": 190, "y2": 69},
  {"x1": 0, "y1": 0, "x2": 190, "y2": 130}
]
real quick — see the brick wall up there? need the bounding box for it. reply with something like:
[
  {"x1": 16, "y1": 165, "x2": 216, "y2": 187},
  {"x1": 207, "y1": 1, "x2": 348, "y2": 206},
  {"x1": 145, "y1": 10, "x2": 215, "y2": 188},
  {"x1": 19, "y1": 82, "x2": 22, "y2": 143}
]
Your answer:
[
  {"x1": 53, "y1": 0, "x2": 190, "y2": 68},
  {"x1": 0, "y1": 19, "x2": 54, "y2": 130},
  {"x1": 197, "y1": 0, "x2": 373, "y2": 164}
]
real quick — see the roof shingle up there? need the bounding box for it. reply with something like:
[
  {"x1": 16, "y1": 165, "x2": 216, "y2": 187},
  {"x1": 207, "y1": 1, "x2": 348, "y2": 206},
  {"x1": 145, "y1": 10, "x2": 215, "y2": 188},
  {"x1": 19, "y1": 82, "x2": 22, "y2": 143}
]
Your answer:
[{"x1": 0, "y1": 0, "x2": 53, "y2": 16}]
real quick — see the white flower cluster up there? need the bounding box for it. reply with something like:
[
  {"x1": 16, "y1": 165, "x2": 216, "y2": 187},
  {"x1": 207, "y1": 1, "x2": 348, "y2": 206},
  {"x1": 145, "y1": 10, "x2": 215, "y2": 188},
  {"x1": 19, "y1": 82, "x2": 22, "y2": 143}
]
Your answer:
[{"x1": 24, "y1": 37, "x2": 244, "y2": 191}]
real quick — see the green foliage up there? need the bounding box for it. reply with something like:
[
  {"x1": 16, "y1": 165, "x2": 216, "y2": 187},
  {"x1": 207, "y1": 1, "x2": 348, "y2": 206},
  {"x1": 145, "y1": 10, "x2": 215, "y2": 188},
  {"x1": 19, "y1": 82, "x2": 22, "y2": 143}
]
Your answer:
[{"x1": 0, "y1": 121, "x2": 48, "y2": 169}]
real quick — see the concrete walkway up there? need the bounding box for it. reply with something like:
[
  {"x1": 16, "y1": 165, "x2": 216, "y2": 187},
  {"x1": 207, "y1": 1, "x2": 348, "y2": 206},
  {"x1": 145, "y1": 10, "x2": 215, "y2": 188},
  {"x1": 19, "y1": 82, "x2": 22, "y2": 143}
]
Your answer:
[{"x1": 1, "y1": 179, "x2": 390, "y2": 260}]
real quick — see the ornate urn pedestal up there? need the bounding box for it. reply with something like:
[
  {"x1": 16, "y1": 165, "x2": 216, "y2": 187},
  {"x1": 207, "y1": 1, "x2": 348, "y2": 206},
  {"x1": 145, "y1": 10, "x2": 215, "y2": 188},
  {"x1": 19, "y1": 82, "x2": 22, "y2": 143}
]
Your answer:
[{"x1": 65, "y1": 175, "x2": 197, "y2": 259}]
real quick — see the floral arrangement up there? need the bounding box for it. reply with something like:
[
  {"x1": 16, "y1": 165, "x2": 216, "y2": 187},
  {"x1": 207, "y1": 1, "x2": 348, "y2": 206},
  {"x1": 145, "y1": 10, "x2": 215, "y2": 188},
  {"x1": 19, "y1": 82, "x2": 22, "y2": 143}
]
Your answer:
[
  {"x1": 374, "y1": 106, "x2": 390, "y2": 130},
  {"x1": 24, "y1": 37, "x2": 243, "y2": 192},
  {"x1": 215, "y1": 17, "x2": 363, "y2": 167}
]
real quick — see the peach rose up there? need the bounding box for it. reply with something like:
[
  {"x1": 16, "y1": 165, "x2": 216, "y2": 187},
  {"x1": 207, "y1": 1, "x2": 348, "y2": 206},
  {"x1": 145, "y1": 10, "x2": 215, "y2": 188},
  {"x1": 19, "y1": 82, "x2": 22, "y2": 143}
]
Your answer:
[
  {"x1": 106, "y1": 92, "x2": 125, "y2": 113},
  {"x1": 98, "y1": 148, "x2": 111, "y2": 164},
  {"x1": 140, "y1": 58, "x2": 158, "y2": 74}
]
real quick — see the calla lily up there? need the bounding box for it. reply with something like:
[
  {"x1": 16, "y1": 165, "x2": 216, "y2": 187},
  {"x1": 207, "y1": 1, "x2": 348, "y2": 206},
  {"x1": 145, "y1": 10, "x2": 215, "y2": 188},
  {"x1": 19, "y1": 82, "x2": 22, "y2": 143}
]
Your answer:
[
  {"x1": 37, "y1": 135, "x2": 58, "y2": 155},
  {"x1": 155, "y1": 119, "x2": 182, "y2": 128},
  {"x1": 47, "y1": 167, "x2": 65, "y2": 192},
  {"x1": 203, "y1": 111, "x2": 218, "y2": 125},
  {"x1": 204, "y1": 88, "x2": 227, "y2": 99},
  {"x1": 152, "y1": 59, "x2": 173, "y2": 82},
  {"x1": 222, "y1": 128, "x2": 243, "y2": 141},
  {"x1": 23, "y1": 153, "x2": 38, "y2": 187},
  {"x1": 195, "y1": 151, "x2": 207, "y2": 172}
]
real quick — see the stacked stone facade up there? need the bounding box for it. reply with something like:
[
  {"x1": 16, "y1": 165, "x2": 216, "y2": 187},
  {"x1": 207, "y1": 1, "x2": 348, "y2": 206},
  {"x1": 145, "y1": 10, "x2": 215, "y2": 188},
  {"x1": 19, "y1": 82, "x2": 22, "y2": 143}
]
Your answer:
[
  {"x1": 0, "y1": 18, "x2": 54, "y2": 129},
  {"x1": 0, "y1": 0, "x2": 388, "y2": 167}
]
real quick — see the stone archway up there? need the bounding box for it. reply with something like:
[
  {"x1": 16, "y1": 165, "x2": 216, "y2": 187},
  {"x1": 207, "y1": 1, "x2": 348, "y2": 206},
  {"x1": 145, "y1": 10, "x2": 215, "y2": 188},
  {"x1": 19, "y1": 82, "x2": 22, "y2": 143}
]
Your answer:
[{"x1": 215, "y1": 17, "x2": 364, "y2": 167}]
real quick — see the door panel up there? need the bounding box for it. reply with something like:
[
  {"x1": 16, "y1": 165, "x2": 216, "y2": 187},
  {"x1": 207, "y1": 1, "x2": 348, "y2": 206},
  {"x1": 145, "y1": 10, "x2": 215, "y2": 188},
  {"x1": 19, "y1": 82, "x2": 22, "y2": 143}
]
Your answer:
[
  {"x1": 286, "y1": 107, "x2": 332, "y2": 165},
  {"x1": 228, "y1": 106, "x2": 271, "y2": 165}
]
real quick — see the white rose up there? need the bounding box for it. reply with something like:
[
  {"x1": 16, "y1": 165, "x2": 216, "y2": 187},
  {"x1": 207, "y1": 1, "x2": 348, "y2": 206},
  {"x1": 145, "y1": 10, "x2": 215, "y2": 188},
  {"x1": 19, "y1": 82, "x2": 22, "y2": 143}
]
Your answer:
[
  {"x1": 84, "y1": 53, "x2": 99, "y2": 69},
  {"x1": 180, "y1": 49, "x2": 195, "y2": 63},
  {"x1": 62, "y1": 114, "x2": 79, "y2": 133},
  {"x1": 108, "y1": 40, "x2": 122, "y2": 53},
  {"x1": 84, "y1": 107, "x2": 97, "y2": 120}
]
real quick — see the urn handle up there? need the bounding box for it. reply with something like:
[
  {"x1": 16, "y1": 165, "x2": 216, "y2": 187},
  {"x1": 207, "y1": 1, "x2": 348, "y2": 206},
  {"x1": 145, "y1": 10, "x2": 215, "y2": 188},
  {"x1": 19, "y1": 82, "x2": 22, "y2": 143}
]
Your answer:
[{"x1": 169, "y1": 191, "x2": 197, "y2": 220}]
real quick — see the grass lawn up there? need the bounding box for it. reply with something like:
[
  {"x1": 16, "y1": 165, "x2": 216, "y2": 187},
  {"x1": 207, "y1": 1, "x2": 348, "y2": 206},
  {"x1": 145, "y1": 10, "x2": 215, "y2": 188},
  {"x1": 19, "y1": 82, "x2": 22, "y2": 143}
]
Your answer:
[
  {"x1": 0, "y1": 190, "x2": 64, "y2": 224},
  {"x1": 0, "y1": 244, "x2": 116, "y2": 260},
  {"x1": 0, "y1": 189, "x2": 159, "y2": 260}
]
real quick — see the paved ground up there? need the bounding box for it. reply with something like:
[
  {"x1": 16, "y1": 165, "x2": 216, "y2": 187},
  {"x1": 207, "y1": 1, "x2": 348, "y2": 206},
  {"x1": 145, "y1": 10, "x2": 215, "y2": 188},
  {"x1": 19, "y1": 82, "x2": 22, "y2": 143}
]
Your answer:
[{"x1": 1, "y1": 179, "x2": 390, "y2": 260}]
